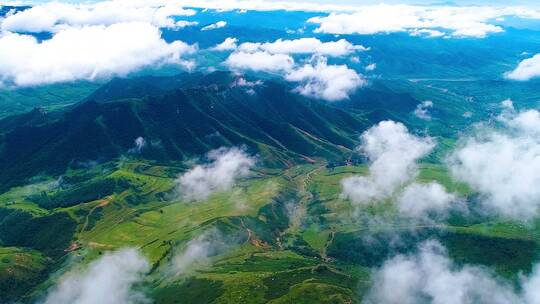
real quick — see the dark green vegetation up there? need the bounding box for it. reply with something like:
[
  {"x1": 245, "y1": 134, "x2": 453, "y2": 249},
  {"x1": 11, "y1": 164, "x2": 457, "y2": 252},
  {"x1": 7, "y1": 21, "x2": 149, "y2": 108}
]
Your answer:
[
  {"x1": 1, "y1": 72, "x2": 540, "y2": 303},
  {"x1": 0, "y1": 72, "x2": 374, "y2": 192}
]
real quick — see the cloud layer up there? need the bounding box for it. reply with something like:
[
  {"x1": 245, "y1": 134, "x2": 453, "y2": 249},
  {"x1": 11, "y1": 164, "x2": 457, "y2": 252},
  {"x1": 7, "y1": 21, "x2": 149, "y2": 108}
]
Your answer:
[
  {"x1": 201, "y1": 20, "x2": 227, "y2": 31},
  {"x1": 176, "y1": 147, "x2": 256, "y2": 201},
  {"x1": 506, "y1": 54, "x2": 540, "y2": 81},
  {"x1": 396, "y1": 182, "x2": 457, "y2": 219},
  {"x1": 225, "y1": 51, "x2": 295, "y2": 72},
  {"x1": 307, "y1": 4, "x2": 511, "y2": 38},
  {"x1": 0, "y1": 22, "x2": 195, "y2": 86},
  {"x1": 414, "y1": 101, "x2": 434, "y2": 120},
  {"x1": 4, "y1": 1, "x2": 540, "y2": 40},
  {"x1": 285, "y1": 56, "x2": 365, "y2": 101},
  {"x1": 235, "y1": 38, "x2": 367, "y2": 57},
  {"x1": 222, "y1": 38, "x2": 366, "y2": 101},
  {"x1": 365, "y1": 240, "x2": 531, "y2": 304},
  {"x1": 172, "y1": 230, "x2": 230, "y2": 276},
  {"x1": 341, "y1": 121, "x2": 435, "y2": 205},
  {"x1": 44, "y1": 248, "x2": 150, "y2": 304},
  {"x1": 1, "y1": 1, "x2": 196, "y2": 33},
  {"x1": 448, "y1": 106, "x2": 540, "y2": 220}
]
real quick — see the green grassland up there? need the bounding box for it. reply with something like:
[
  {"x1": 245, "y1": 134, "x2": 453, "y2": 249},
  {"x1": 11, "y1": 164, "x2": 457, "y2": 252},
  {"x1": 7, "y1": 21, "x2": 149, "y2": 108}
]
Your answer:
[
  {"x1": 0, "y1": 81, "x2": 100, "y2": 119},
  {"x1": 0, "y1": 159, "x2": 539, "y2": 303},
  {"x1": 0, "y1": 247, "x2": 50, "y2": 302}
]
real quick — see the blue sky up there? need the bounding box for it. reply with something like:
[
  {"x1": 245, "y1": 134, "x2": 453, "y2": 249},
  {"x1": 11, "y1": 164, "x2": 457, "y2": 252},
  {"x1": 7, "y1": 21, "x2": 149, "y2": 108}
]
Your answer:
[{"x1": 17, "y1": 0, "x2": 540, "y2": 6}]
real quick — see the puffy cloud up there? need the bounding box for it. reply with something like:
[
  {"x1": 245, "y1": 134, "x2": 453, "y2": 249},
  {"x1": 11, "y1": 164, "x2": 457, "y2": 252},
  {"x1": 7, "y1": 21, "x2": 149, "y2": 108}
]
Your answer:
[
  {"x1": 505, "y1": 109, "x2": 540, "y2": 135},
  {"x1": 201, "y1": 20, "x2": 227, "y2": 31},
  {"x1": 213, "y1": 37, "x2": 238, "y2": 51},
  {"x1": 523, "y1": 266, "x2": 540, "y2": 304},
  {"x1": 414, "y1": 100, "x2": 434, "y2": 120},
  {"x1": 365, "y1": 63, "x2": 377, "y2": 71},
  {"x1": 341, "y1": 121, "x2": 435, "y2": 205},
  {"x1": 225, "y1": 51, "x2": 295, "y2": 72},
  {"x1": 1, "y1": 1, "x2": 196, "y2": 33},
  {"x1": 0, "y1": 22, "x2": 196, "y2": 86},
  {"x1": 222, "y1": 38, "x2": 367, "y2": 100},
  {"x1": 174, "y1": 20, "x2": 199, "y2": 29},
  {"x1": 501, "y1": 98, "x2": 514, "y2": 109},
  {"x1": 44, "y1": 248, "x2": 150, "y2": 304},
  {"x1": 237, "y1": 38, "x2": 367, "y2": 57},
  {"x1": 176, "y1": 147, "x2": 256, "y2": 201},
  {"x1": 142, "y1": 0, "x2": 540, "y2": 23},
  {"x1": 218, "y1": 37, "x2": 366, "y2": 57},
  {"x1": 309, "y1": 5, "x2": 424, "y2": 35},
  {"x1": 448, "y1": 106, "x2": 540, "y2": 220},
  {"x1": 307, "y1": 4, "x2": 506, "y2": 38},
  {"x1": 285, "y1": 56, "x2": 364, "y2": 101},
  {"x1": 365, "y1": 240, "x2": 523, "y2": 304},
  {"x1": 174, "y1": 0, "x2": 360, "y2": 13},
  {"x1": 4, "y1": 1, "x2": 540, "y2": 39},
  {"x1": 396, "y1": 182, "x2": 457, "y2": 219},
  {"x1": 410, "y1": 28, "x2": 445, "y2": 38},
  {"x1": 506, "y1": 54, "x2": 540, "y2": 81}
]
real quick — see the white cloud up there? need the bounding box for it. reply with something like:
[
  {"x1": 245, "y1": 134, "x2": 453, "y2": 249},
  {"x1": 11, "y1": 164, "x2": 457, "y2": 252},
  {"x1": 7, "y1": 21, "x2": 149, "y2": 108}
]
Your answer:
[
  {"x1": 176, "y1": 147, "x2": 256, "y2": 201},
  {"x1": 217, "y1": 37, "x2": 367, "y2": 57},
  {"x1": 237, "y1": 38, "x2": 367, "y2": 57},
  {"x1": 230, "y1": 77, "x2": 262, "y2": 88},
  {"x1": 225, "y1": 51, "x2": 295, "y2": 72},
  {"x1": 1, "y1": 1, "x2": 196, "y2": 33},
  {"x1": 221, "y1": 38, "x2": 367, "y2": 101},
  {"x1": 448, "y1": 107, "x2": 540, "y2": 220},
  {"x1": 414, "y1": 100, "x2": 434, "y2": 120},
  {"x1": 365, "y1": 63, "x2": 376, "y2": 71},
  {"x1": 506, "y1": 54, "x2": 540, "y2": 81},
  {"x1": 4, "y1": 1, "x2": 540, "y2": 40},
  {"x1": 501, "y1": 98, "x2": 514, "y2": 109},
  {"x1": 44, "y1": 248, "x2": 150, "y2": 304},
  {"x1": 201, "y1": 20, "x2": 227, "y2": 31},
  {"x1": 213, "y1": 37, "x2": 238, "y2": 51},
  {"x1": 129, "y1": 136, "x2": 147, "y2": 154},
  {"x1": 523, "y1": 265, "x2": 540, "y2": 304},
  {"x1": 174, "y1": 20, "x2": 199, "y2": 29},
  {"x1": 396, "y1": 182, "x2": 457, "y2": 219},
  {"x1": 172, "y1": 230, "x2": 229, "y2": 276},
  {"x1": 0, "y1": 22, "x2": 196, "y2": 86},
  {"x1": 341, "y1": 121, "x2": 435, "y2": 205},
  {"x1": 307, "y1": 4, "x2": 506, "y2": 38},
  {"x1": 223, "y1": 47, "x2": 365, "y2": 100},
  {"x1": 410, "y1": 28, "x2": 445, "y2": 37},
  {"x1": 160, "y1": 0, "x2": 540, "y2": 22},
  {"x1": 308, "y1": 5, "x2": 424, "y2": 35},
  {"x1": 366, "y1": 240, "x2": 524, "y2": 304},
  {"x1": 285, "y1": 56, "x2": 365, "y2": 101},
  {"x1": 167, "y1": 0, "x2": 362, "y2": 13}
]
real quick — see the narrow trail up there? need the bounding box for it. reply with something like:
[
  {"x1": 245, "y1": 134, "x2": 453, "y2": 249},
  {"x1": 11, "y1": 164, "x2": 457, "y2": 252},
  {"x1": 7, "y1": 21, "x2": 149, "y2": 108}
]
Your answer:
[
  {"x1": 300, "y1": 165, "x2": 325, "y2": 193},
  {"x1": 79, "y1": 198, "x2": 111, "y2": 234},
  {"x1": 241, "y1": 218, "x2": 270, "y2": 249},
  {"x1": 276, "y1": 165, "x2": 326, "y2": 249},
  {"x1": 290, "y1": 165, "x2": 325, "y2": 231},
  {"x1": 321, "y1": 230, "x2": 335, "y2": 262}
]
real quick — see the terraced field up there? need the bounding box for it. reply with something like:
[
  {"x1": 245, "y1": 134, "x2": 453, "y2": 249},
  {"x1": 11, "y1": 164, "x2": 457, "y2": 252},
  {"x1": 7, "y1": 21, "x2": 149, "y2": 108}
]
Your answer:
[{"x1": 1, "y1": 159, "x2": 539, "y2": 302}]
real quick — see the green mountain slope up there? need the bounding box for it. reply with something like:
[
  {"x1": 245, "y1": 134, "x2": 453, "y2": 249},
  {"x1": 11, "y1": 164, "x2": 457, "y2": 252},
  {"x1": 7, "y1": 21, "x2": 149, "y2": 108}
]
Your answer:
[{"x1": 0, "y1": 73, "x2": 371, "y2": 191}]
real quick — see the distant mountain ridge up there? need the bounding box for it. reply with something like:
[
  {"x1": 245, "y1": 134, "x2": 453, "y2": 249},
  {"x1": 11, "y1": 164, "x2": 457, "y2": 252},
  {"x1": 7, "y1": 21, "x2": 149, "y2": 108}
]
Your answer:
[{"x1": 0, "y1": 72, "x2": 374, "y2": 190}]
